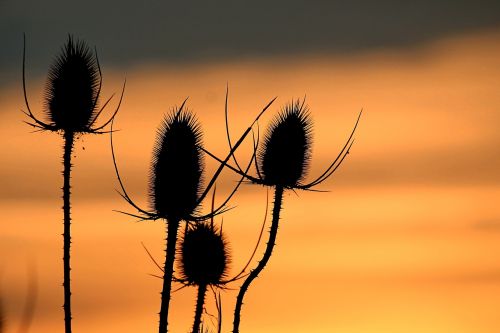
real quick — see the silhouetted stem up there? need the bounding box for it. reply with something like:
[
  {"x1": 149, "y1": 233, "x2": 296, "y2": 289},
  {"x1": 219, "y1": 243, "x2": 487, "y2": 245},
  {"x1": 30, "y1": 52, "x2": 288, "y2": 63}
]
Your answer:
[
  {"x1": 0, "y1": 297, "x2": 4, "y2": 333},
  {"x1": 192, "y1": 284, "x2": 207, "y2": 333},
  {"x1": 232, "y1": 186, "x2": 284, "y2": 333},
  {"x1": 62, "y1": 131, "x2": 74, "y2": 333},
  {"x1": 159, "y1": 220, "x2": 180, "y2": 333}
]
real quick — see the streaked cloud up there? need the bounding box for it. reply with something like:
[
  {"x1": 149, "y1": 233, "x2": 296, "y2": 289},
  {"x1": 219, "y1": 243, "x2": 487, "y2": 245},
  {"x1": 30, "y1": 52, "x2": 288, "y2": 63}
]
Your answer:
[
  {"x1": 2, "y1": 30, "x2": 499, "y2": 199},
  {"x1": 2, "y1": 0, "x2": 500, "y2": 85}
]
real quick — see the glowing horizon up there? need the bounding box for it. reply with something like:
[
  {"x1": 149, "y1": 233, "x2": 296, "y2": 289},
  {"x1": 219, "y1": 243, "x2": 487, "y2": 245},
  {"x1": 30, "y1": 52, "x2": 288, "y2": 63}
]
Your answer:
[{"x1": 1, "y1": 29, "x2": 500, "y2": 333}]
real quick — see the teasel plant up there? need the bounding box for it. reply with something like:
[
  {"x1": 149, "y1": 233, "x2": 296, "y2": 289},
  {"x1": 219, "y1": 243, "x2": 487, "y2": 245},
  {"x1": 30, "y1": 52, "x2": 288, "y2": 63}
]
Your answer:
[
  {"x1": 22, "y1": 34, "x2": 124, "y2": 333},
  {"x1": 182, "y1": 190, "x2": 273, "y2": 333},
  {"x1": 179, "y1": 218, "x2": 229, "y2": 333},
  {"x1": 142, "y1": 188, "x2": 270, "y2": 333},
  {"x1": 110, "y1": 97, "x2": 275, "y2": 333},
  {"x1": 202, "y1": 97, "x2": 361, "y2": 332}
]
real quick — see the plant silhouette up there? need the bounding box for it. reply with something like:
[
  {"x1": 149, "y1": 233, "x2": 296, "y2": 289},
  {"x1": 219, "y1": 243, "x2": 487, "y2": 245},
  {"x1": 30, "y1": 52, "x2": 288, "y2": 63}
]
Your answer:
[
  {"x1": 152, "y1": 107, "x2": 205, "y2": 333},
  {"x1": 176, "y1": 188, "x2": 269, "y2": 333},
  {"x1": 22, "y1": 35, "x2": 123, "y2": 333},
  {"x1": 179, "y1": 221, "x2": 229, "y2": 333},
  {"x1": 203, "y1": 98, "x2": 361, "y2": 332},
  {"x1": 110, "y1": 97, "x2": 275, "y2": 333},
  {"x1": 142, "y1": 188, "x2": 270, "y2": 333}
]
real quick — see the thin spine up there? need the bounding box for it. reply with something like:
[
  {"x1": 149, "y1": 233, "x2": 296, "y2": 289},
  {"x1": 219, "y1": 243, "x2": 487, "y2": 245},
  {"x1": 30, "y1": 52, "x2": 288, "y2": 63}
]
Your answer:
[
  {"x1": 62, "y1": 131, "x2": 75, "y2": 333},
  {"x1": 232, "y1": 186, "x2": 284, "y2": 333},
  {"x1": 224, "y1": 189, "x2": 269, "y2": 283},
  {"x1": 224, "y1": 85, "x2": 244, "y2": 174},
  {"x1": 300, "y1": 110, "x2": 361, "y2": 189},
  {"x1": 158, "y1": 220, "x2": 180, "y2": 333},
  {"x1": 196, "y1": 97, "x2": 276, "y2": 205},
  {"x1": 192, "y1": 284, "x2": 208, "y2": 333}
]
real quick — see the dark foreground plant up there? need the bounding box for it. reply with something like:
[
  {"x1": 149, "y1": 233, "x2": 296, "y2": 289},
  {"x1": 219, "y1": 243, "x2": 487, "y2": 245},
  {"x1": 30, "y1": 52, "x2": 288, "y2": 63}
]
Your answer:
[
  {"x1": 179, "y1": 221, "x2": 229, "y2": 333},
  {"x1": 152, "y1": 108, "x2": 204, "y2": 333},
  {"x1": 111, "y1": 97, "x2": 275, "y2": 333},
  {"x1": 203, "y1": 98, "x2": 361, "y2": 332},
  {"x1": 22, "y1": 35, "x2": 123, "y2": 333},
  {"x1": 142, "y1": 189, "x2": 270, "y2": 333}
]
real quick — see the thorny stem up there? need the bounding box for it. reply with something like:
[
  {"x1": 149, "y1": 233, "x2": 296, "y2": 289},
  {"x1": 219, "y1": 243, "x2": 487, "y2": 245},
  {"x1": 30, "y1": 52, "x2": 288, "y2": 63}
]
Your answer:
[
  {"x1": 232, "y1": 186, "x2": 284, "y2": 333},
  {"x1": 192, "y1": 284, "x2": 208, "y2": 333},
  {"x1": 62, "y1": 131, "x2": 75, "y2": 333},
  {"x1": 159, "y1": 220, "x2": 180, "y2": 333}
]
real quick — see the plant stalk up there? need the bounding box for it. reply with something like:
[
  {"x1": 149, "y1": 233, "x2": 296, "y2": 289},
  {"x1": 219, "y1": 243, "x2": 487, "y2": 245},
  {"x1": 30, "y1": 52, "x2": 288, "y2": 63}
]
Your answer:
[
  {"x1": 62, "y1": 130, "x2": 75, "y2": 333},
  {"x1": 192, "y1": 284, "x2": 207, "y2": 333},
  {"x1": 232, "y1": 185, "x2": 284, "y2": 333},
  {"x1": 159, "y1": 220, "x2": 180, "y2": 333}
]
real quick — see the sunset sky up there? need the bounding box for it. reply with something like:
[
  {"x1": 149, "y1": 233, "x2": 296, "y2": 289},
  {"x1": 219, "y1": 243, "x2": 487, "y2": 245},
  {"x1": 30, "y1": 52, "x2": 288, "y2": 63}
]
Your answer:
[{"x1": 1, "y1": 1, "x2": 500, "y2": 333}]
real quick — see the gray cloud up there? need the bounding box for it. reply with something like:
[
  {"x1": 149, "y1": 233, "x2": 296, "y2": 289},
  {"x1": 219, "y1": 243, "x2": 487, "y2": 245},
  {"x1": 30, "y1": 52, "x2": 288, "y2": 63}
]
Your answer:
[
  {"x1": 2, "y1": 0, "x2": 500, "y2": 85},
  {"x1": 474, "y1": 220, "x2": 500, "y2": 232}
]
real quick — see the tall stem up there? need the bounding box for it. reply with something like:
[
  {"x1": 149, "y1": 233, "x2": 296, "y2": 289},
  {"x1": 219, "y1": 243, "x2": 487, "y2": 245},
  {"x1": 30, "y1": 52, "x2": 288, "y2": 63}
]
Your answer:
[
  {"x1": 192, "y1": 284, "x2": 207, "y2": 333},
  {"x1": 159, "y1": 220, "x2": 180, "y2": 333},
  {"x1": 62, "y1": 131, "x2": 75, "y2": 333},
  {"x1": 232, "y1": 186, "x2": 284, "y2": 333}
]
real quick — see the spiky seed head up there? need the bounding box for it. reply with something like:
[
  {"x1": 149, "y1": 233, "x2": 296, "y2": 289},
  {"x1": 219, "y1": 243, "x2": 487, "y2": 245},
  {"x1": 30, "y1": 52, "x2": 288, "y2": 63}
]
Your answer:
[
  {"x1": 179, "y1": 222, "x2": 230, "y2": 286},
  {"x1": 259, "y1": 100, "x2": 312, "y2": 187},
  {"x1": 44, "y1": 35, "x2": 100, "y2": 132},
  {"x1": 150, "y1": 108, "x2": 204, "y2": 221}
]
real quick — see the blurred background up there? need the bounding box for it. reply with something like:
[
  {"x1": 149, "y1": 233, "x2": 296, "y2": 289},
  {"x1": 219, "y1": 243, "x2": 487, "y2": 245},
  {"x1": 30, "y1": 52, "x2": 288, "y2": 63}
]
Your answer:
[{"x1": 1, "y1": 1, "x2": 500, "y2": 332}]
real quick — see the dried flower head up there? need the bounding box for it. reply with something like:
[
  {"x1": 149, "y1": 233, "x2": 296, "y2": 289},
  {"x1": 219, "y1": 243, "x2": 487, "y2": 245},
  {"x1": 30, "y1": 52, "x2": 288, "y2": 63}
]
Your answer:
[
  {"x1": 44, "y1": 36, "x2": 100, "y2": 132},
  {"x1": 22, "y1": 34, "x2": 123, "y2": 333},
  {"x1": 206, "y1": 96, "x2": 360, "y2": 192},
  {"x1": 110, "y1": 96, "x2": 275, "y2": 333},
  {"x1": 150, "y1": 108, "x2": 204, "y2": 221},
  {"x1": 179, "y1": 222, "x2": 230, "y2": 286},
  {"x1": 23, "y1": 34, "x2": 123, "y2": 134},
  {"x1": 259, "y1": 100, "x2": 312, "y2": 187},
  {"x1": 212, "y1": 95, "x2": 361, "y2": 333}
]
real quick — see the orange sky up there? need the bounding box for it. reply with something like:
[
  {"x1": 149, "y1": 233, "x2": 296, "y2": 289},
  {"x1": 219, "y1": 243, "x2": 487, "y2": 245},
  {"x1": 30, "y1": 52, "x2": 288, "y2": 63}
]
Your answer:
[{"x1": 1, "y1": 29, "x2": 500, "y2": 333}]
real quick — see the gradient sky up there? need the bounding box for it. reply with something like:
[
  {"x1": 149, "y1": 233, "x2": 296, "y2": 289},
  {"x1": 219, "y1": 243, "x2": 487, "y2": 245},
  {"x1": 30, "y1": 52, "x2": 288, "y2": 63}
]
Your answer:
[
  {"x1": 2, "y1": 0, "x2": 500, "y2": 85},
  {"x1": 1, "y1": 2, "x2": 500, "y2": 333}
]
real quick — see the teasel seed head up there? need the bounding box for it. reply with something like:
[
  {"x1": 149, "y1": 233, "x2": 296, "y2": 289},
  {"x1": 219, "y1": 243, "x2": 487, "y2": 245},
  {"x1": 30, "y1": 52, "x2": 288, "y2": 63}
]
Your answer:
[
  {"x1": 259, "y1": 100, "x2": 312, "y2": 187},
  {"x1": 44, "y1": 35, "x2": 100, "y2": 132},
  {"x1": 179, "y1": 222, "x2": 230, "y2": 286},
  {"x1": 150, "y1": 108, "x2": 204, "y2": 221}
]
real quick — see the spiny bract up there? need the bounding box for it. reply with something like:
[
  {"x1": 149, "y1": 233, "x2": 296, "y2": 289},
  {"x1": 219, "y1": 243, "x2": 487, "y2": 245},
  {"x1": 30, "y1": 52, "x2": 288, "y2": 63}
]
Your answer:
[
  {"x1": 44, "y1": 35, "x2": 100, "y2": 132},
  {"x1": 259, "y1": 100, "x2": 312, "y2": 187},
  {"x1": 179, "y1": 222, "x2": 229, "y2": 286},
  {"x1": 150, "y1": 109, "x2": 204, "y2": 221}
]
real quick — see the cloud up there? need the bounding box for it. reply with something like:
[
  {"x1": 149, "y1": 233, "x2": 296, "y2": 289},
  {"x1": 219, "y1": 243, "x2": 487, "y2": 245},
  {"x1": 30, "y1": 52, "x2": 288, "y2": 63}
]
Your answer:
[
  {"x1": 2, "y1": 29, "x2": 499, "y2": 199},
  {"x1": 474, "y1": 220, "x2": 500, "y2": 232},
  {"x1": 331, "y1": 141, "x2": 500, "y2": 187},
  {"x1": 2, "y1": 0, "x2": 500, "y2": 85}
]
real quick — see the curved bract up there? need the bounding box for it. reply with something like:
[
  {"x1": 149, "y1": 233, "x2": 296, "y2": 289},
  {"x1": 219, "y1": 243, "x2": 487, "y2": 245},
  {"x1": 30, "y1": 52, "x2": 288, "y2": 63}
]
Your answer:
[
  {"x1": 150, "y1": 109, "x2": 204, "y2": 221},
  {"x1": 44, "y1": 36, "x2": 100, "y2": 132},
  {"x1": 180, "y1": 222, "x2": 230, "y2": 286},
  {"x1": 259, "y1": 100, "x2": 312, "y2": 187},
  {"x1": 23, "y1": 34, "x2": 124, "y2": 135}
]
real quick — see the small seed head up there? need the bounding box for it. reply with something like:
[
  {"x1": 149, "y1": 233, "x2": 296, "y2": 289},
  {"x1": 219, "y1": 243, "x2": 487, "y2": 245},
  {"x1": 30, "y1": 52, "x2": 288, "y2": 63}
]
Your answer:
[{"x1": 179, "y1": 222, "x2": 229, "y2": 286}]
